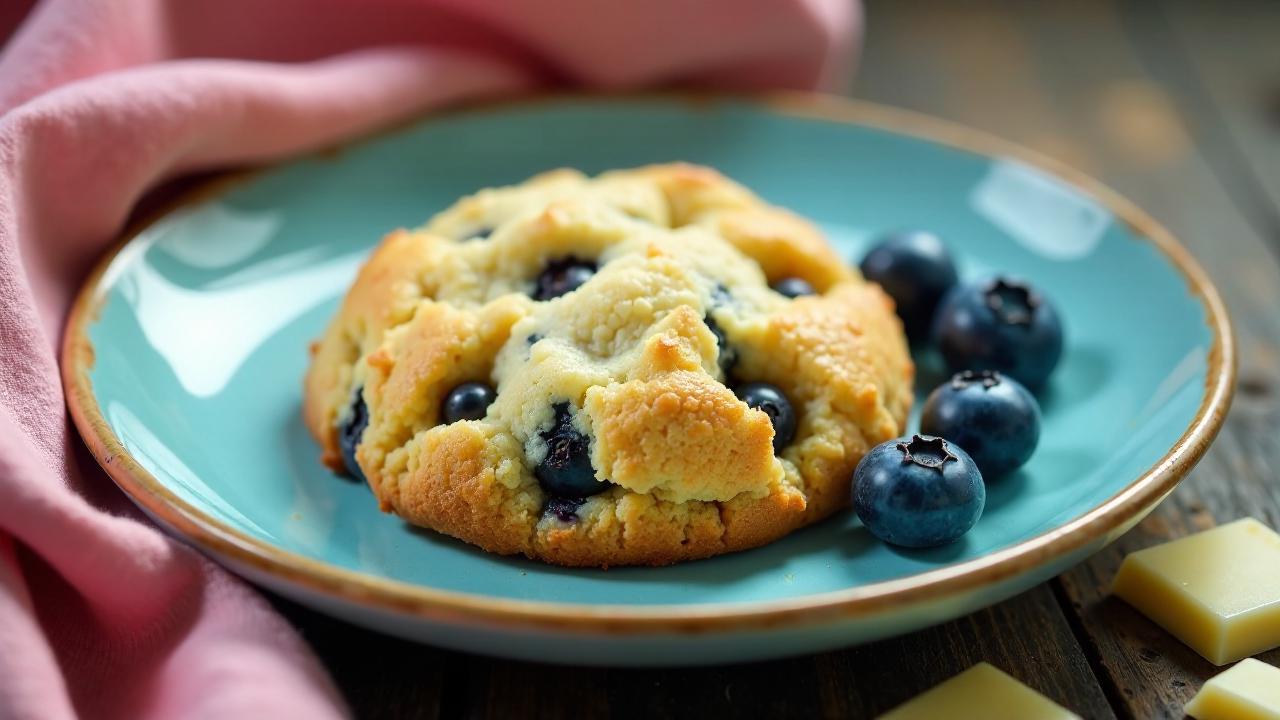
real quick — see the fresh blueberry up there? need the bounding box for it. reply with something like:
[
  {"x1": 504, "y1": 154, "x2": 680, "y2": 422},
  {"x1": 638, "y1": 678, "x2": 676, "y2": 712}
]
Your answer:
[
  {"x1": 533, "y1": 257, "x2": 596, "y2": 300},
  {"x1": 932, "y1": 277, "x2": 1064, "y2": 390},
  {"x1": 338, "y1": 389, "x2": 369, "y2": 483},
  {"x1": 544, "y1": 496, "x2": 586, "y2": 523},
  {"x1": 535, "y1": 403, "x2": 607, "y2": 498},
  {"x1": 859, "y1": 231, "x2": 959, "y2": 344},
  {"x1": 442, "y1": 382, "x2": 496, "y2": 423},
  {"x1": 920, "y1": 370, "x2": 1040, "y2": 478},
  {"x1": 772, "y1": 277, "x2": 816, "y2": 298},
  {"x1": 736, "y1": 382, "x2": 797, "y2": 453},
  {"x1": 852, "y1": 434, "x2": 985, "y2": 548},
  {"x1": 705, "y1": 313, "x2": 738, "y2": 378}
]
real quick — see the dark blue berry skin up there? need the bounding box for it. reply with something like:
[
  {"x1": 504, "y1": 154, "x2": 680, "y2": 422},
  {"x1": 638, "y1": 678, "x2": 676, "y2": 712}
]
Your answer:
[
  {"x1": 464, "y1": 227, "x2": 492, "y2": 242},
  {"x1": 932, "y1": 277, "x2": 1064, "y2": 391},
  {"x1": 736, "y1": 382, "x2": 797, "y2": 453},
  {"x1": 535, "y1": 403, "x2": 607, "y2": 498},
  {"x1": 338, "y1": 390, "x2": 369, "y2": 483},
  {"x1": 534, "y1": 258, "x2": 596, "y2": 300},
  {"x1": 705, "y1": 313, "x2": 738, "y2": 378},
  {"x1": 920, "y1": 370, "x2": 1040, "y2": 478},
  {"x1": 544, "y1": 496, "x2": 586, "y2": 523},
  {"x1": 442, "y1": 382, "x2": 496, "y2": 423},
  {"x1": 859, "y1": 232, "x2": 959, "y2": 344},
  {"x1": 852, "y1": 435, "x2": 985, "y2": 548},
  {"x1": 710, "y1": 283, "x2": 732, "y2": 307},
  {"x1": 772, "y1": 277, "x2": 816, "y2": 298}
]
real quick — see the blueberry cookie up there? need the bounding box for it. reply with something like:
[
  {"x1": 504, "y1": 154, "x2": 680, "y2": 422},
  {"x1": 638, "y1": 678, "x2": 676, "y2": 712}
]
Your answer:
[{"x1": 303, "y1": 164, "x2": 913, "y2": 567}]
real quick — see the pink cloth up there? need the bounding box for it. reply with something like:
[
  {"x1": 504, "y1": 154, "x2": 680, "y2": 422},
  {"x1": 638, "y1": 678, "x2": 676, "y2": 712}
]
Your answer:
[{"x1": 0, "y1": 1, "x2": 856, "y2": 717}]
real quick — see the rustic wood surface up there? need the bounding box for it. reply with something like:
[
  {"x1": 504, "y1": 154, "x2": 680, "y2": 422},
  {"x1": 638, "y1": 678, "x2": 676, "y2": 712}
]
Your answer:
[{"x1": 272, "y1": 1, "x2": 1280, "y2": 717}]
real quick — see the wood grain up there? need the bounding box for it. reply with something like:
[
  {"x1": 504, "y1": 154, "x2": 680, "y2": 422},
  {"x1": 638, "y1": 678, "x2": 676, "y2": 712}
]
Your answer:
[
  {"x1": 1062, "y1": 3, "x2": 1280, "y2": 717},
  {"x1": 272, "y1": 584, "x2": 1114, "y2": 720},
  {"x1": 858, "y1": 0, "x2": 1280, "y2": 387},
  {"x1": 855, "y1": 0, "x2": 1280, "y2": 717},
  {"x1": 1157, "y1": 0, "x2": 1280, "y2": 226},
  {"x1": 276, "y1": 2, "x2": 1280, "y2": 717}
]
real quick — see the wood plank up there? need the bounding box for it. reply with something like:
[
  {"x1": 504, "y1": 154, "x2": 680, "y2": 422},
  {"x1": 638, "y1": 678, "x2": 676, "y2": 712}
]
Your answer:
[
  {"x1": 274, "y1": 584, "x2": 1113, "y2": 719},
  {"x1": 1056, "y1": 454, "x2": 1280, "y2": 718},
  {"x1": 821, "y1": 585, "x2": 1114, "y2": 719},
  {"x1": 275, "y1": 4, "x2": 1280, "y2": 719},
  {"x1": 857, "y1": 0, "x2": 1280, "y2": 388},
  {"x1": 1052, "y1": 4, "x2": 1280, "y2": 715},
  {"x1": 857, "y1": 1, "x2": 1280, "y2": 718},
  {"x1": 269, "y1": 596, "x2": 450, "y2": 720},
  {"x1": 1156, "y1": 0, "x2": 1280, "y2": 220}
]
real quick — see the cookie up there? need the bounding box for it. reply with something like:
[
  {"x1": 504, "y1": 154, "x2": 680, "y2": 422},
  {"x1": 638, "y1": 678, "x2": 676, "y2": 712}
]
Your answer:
[{"x1": 304, "y1": 164, "x2": 913, "y2": 567}]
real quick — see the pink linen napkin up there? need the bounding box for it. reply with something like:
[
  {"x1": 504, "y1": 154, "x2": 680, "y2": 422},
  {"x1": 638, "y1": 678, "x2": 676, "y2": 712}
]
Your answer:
[{"x1": 0, "y1": 1, "x2": 857, "y2": 717}]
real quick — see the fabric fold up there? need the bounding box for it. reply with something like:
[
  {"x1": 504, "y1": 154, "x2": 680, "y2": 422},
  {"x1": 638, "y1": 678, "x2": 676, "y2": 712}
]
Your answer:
[{"x1": 0, "y1": 1, "x2": 856, "y2": 717}]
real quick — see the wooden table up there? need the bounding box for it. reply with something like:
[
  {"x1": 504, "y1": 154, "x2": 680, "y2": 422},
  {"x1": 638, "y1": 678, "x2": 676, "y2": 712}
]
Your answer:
[{"x1": 272, "y1": 2, "x2": 1280, "y2": 716}]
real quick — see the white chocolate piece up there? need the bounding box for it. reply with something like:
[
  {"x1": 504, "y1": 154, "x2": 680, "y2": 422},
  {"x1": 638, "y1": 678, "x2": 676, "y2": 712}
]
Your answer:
[
  {"x1": 1185, "y1": 658, "x2": 1280, "y2": 720},
  {"x1": 879, "y1": 662, "x2": 1080, "y2": 720},
  {"x1": 1113, "y1": 518, "x2": 1280, "y2": 665}
]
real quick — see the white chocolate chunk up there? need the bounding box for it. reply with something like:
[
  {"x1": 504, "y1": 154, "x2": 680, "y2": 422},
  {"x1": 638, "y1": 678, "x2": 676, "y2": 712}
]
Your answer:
[
  {"x1": 1185, "y1": 658, "x2": 1280, "y2": 720},
  {"x1": 1113, "y1": 518, "x2": 1280, "y2": 665},
  {"x1": 878, "y1": 662, "x2": 1079, "y2": 720}
]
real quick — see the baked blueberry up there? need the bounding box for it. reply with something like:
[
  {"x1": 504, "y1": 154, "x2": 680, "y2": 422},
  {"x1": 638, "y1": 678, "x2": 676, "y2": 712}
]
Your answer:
[
  {"x1": 533, "y1": 257, "x2": 596, "y2": 300},
  {"x1": 932, "y1": 277, "x2": 1064, "y2": 390},
  {"x1": 710, "y1": 283, "x2": 733, "y2": 307},
  {"x1": 306, "y1": 164, "x2": 919, "y2": 567},
  {"x1": 920, "y1": 370, "x2": 1040, "y2": 478},
  {"x1": 852, "y1": 435, "x2": 985, "y2": 548},
  {"x1": 535, "y1": 403, "x2": 606, "y2": 498},
  {"x1": 736, "y1": 382, "x2": 796, "y2": 453},
  {"x1": 464, "y1": 227, "x2": 492, "y2": 242},
  {"x1": 705, "y1": 313, "x2": 738, "y2": 377},
  {"x1": 859, "y1": 231, "x2": 959, "y2": 344},
  {"x1": 544, "y1": 496, "x2": 586, "y2": 523},
  {"x1": 338, "y1": 389, "x2": 369, "y2": 483},
  {"x1": 442, "y1": 382, "x2": 496, "y2": 423},
  {"x1": 772, "y1": 277, "x2": 816, "y2": 298}
]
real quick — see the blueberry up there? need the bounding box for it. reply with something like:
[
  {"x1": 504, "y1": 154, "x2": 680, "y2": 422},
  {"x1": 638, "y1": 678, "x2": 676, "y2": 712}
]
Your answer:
[
  {"x1": 859, "y1": 231, "x2": 959, "y2": 343},
  {"x1": 736, "y1": 382, "x2": 797, "y2": 453},
  {"x1": 932, "y1": 277, "x2": 1064, "y2": 390},
  {"x1": 464, "y1": 227, "x2": 492, "y2": 242},
  {"x1": 442, "y1": 382, "x2": 495, "y2": 423},
  {"x1": 852, "y1": 435, "x2": 985, "y2": 548},
  {"x1": 338, "y1": 389, "x2": 369, "y2": 483},
  {"x1": 544, "y1": 496, "x2": 586, "y2": 523},
  {"x1": 705, "y1": 313, "x2": 738, "y2": 377},
  {"x1": 772, "y1": 277, "x2": 816, "y2": 298},
  {"x1": 534, "y1": 403, "x2": 607, "y2": 498},
  {"x1": 710, "y1": 283, "x2": 732, "y2": 307},
  {"x1": 920, "y1": 370, "x2": 1040, "y2": 478},
  {"x1": 534, "y1": 257, "x2": 596, "y2": 300}
]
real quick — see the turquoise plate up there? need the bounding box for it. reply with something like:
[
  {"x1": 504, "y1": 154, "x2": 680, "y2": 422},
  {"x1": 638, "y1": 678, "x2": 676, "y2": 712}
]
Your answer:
[{"x1": 64, "y1": 94, "x2": 1234, "y2": 666}]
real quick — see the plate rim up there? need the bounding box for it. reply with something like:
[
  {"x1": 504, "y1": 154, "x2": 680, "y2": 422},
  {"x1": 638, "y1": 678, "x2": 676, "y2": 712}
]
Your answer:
[{"x1": 62, "y1": 91, "x2": 1236, "y2": 635}]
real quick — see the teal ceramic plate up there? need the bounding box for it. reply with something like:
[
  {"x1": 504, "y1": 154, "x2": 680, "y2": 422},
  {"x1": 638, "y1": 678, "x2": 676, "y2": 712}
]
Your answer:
[{"x1": 65, "y1": 94, "x2": 1234, "y2": 665}]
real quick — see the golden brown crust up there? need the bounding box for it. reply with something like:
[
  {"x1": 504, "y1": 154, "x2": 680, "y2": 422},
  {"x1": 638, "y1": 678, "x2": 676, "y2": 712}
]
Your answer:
[
  {"x1": 704, "y1": 207, "x2": 856, "y2": 291},
  {"x1": 303, "y1": 230, "x2": 451, "y2": 467},
  {"x1": 303, "y1": 164, "x2": 913, "y2": 567},
  {"x1": 747, "y1": 284, "x2": 915, "y2": 520},
  {"x1": 585, "y1": 370, "x2": 782, "y2": 502},
  {"x1": 388, "y1": 423, "x2": 537, "y2": 556},
  {"x1": 631, "y1": 163, "x2": 856, "y2": 291}
]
